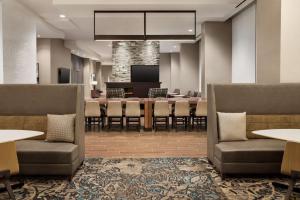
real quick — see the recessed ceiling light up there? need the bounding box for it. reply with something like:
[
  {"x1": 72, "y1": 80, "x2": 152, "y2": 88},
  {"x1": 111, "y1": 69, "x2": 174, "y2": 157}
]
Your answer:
[
  {"x1": 59, "y1": 14, "x2": 66, "y2": 18},
  {"x1": 188, "y1": 29, "x2": 193, "y2": 32},
  {"x1": 37, "y1": 34, "x2": 41, "y2": 38}
]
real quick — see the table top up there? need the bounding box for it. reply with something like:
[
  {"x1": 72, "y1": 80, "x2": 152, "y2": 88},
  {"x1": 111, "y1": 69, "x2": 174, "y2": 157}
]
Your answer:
[
  {"x1": 171, "y1": 94, "x2": 186, "y2": 97},
  {"x1": 0, "y1": 130, "x2": 44, "y2": 143},
  {"x1": 86, "y1": 97, "x2": 204, "y2": 104},
  {"x1": 168, "y1": 92, "x2": 179, "y2": 95},
  {"x1": 252, "y1": 129, "x2": 300, "y2": 143}
]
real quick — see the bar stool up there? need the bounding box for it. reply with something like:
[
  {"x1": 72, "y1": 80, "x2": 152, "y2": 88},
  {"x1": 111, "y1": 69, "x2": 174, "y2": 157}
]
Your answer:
[
  {"x1": 153, "y1": 101, "x2": 170, "y2": 131},
  {"x1": 107, "y1": 101, "x2": 123, "y2": 131},
  {"x1": 0, "y1": 142, "x2": 20, "y2": 200},
  {"x1": 125, "y1": 101, "x2": 141, "y2": 131},
  {"x1": 85, "y1": 101, "x2": 104, "y2": 129},
  {"x1": 174, "y1": 100, "x2": 190, "y2": 131},
  {"x1": 192, "y1": 100, "x2": 207, "y2": 130},
  {"x1": 281, "y1": 142, "x2": 300, "y2": 199}
]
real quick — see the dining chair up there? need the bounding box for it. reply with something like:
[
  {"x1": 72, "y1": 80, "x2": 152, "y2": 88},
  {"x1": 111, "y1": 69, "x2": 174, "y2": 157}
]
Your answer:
[
  {"x1": 125, "y1": 101, "x2": 141, "y2": 131},
  {"x1": 107, "y1": 101, "x2": 123, "y2": 131},
  {"x1": 85, "y1": 101, "x2": 104, "y2": 129},
  {"x1": 173, "y1": 88, "x2": 180, "y2": 94},
  {"x1": 174, "y1": 100, "x2": 190, "y2": 131},
  {"x1": 153, "y1": 101, "x2": 170, "y2": 131},
  {"x1": 192, "y1": 100, "x2": 207, "y2": 130}
]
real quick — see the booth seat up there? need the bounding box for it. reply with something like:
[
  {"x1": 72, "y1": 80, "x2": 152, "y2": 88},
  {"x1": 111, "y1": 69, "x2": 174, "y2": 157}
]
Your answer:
[
  {"x1": 207, "y1": 84, "x2": 300, "y2": 175},
  {"x1": 0, "y1": 85, "x2": 84, "y2": 177}
]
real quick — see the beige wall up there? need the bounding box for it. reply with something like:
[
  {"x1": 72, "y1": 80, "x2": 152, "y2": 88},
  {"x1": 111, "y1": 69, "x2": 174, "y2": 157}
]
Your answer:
[
  {"x1": 280, "y1": 0, "x2": 300, "y2": 82},
  {"x1": 0, "y1": 2, "x2": 3, "y2": 83},
  {"x1": 170, "y1": 53, "x2": 180, "y2": 92},
  {"x1": 37, "y1": 39, "x2": 72, "y2": 84},
  {"x1": 37, "y1": 39, "x2": 51, "y2": 84},
  {"x1": 256, "y1": 0, "x2": 281, "y2": 84},
  {"x1": 50, "y1": 39, "x2": 72, "y2": 84},
  {"x1": 100, "y1": 65, "x2": 112, "y2": 93},
  {"x1": 159, "y1": 53, "x2": 171, "y2": 89},
  {"x1": 180, "y1": 43, "x2": 199, "y2": 93},
  {"x1": 201, "y1": 21, "x2": 232, "y2": 96},
  {"x1": 232, "y1": 3, "x2": 256, "y2": 83}
]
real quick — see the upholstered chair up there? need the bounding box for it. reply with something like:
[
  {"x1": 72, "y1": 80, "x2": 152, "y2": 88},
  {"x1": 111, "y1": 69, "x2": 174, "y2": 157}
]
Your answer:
[
  {"x1": 106, "y1": 88, "x2": 125, "y2": 98},
  {"x1": 107, "y1": 101, "x2": 123, "y2": 130},
  {"x1": 173, "y1": 88, "x2": 180, "y2": 94},
  {"x1": 0, "y1": 142, "x2": 20, "y2": 200},
  {"x1": 125, "y1": 101, "x2": 141, "y2": 131},
  {"x1": 148, "y1": 88, "x2": 168, "y2": 98},
  {"x1": 192, "y1": 100, "x2": 207, "y2": 130},
  {"x1": 153, "y1": 101, "x2": 170, "y2": 131},
  {"x1": 174, "y1": 101, "x2": 190, "y2": 130},
  {"x1": 85, "y1": 101, "x2": 104, "y2": 129}
]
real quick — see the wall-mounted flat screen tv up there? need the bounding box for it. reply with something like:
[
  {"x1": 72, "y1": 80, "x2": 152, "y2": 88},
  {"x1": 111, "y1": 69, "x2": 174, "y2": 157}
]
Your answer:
[
  {"x1": 131, "y1": 65, "x2": 159, "y2": 82},
  {"x1": 58, "y1": 68, "x2": 70, "y2": 84}
]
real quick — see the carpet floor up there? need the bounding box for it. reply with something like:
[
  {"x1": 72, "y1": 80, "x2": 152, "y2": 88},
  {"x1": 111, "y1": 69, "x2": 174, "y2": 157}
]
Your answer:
[{"x1": 0, "y1": 157, "x2": 299, "y2": 200}]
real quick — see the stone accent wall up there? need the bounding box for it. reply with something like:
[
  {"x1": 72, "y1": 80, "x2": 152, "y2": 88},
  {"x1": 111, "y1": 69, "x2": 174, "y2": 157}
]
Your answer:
[{"x1": 112, "y1": 41, "x2": 160, "y2": 82}]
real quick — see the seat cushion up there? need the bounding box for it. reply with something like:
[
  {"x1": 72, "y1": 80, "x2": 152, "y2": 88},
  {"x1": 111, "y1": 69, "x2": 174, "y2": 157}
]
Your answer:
[
  {"x1": 215, "y1": 139, "x2": 286, "y2": 163},
  {"x1": 16, "y1": 140, "x2": 78, "y2": 164}
]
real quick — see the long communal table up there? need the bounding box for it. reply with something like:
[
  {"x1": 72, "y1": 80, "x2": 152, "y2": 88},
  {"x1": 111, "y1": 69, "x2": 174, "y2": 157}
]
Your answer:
[{"x1": 87, "y1": 97, "x2": 205, "y2": 130}]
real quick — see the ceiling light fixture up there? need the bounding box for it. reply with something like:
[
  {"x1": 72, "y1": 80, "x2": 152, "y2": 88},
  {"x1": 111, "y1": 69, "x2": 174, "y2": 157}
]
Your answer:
[
  {"x1": 188, "y1": 29, "x2": 193, "y2": 32},
  {"x1": 59, "y1": 14, "x2": 66, "y2": 18},
  {"x1": 37, "y1": 34, "x2": 41, "y2": 38}
]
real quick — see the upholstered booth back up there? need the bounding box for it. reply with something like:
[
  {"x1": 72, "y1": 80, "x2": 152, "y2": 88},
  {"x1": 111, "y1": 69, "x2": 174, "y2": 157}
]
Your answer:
[
  {"x1": 0, "y1": 84, "x2": 85, "y2": 163},
  {"x1": 207, "y1": 84, "x2": 300, "y2": 162}
]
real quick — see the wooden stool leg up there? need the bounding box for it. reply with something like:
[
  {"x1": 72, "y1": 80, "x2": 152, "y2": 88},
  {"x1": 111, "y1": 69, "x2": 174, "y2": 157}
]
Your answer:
[
  {"x1": 285, "y1": 178, "x2": 296, "y2": 200},
  {"x1": 4, "y1": 178, "x2": 15, "y2": 200}
]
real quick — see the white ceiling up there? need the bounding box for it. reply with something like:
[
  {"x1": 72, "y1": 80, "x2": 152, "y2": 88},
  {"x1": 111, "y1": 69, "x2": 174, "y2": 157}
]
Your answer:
[{"x1": 17, "y1": 0, "x2": 254, "y2": 63}]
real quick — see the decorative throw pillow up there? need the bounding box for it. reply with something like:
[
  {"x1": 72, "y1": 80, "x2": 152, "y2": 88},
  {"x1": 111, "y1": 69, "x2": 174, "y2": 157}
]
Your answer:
[
  {"x1": 46, "y1": 114, "x2": 76, "y2": 143},
  {"x1": 217, "y1": 112, "x2": 247, "y2": 142}
]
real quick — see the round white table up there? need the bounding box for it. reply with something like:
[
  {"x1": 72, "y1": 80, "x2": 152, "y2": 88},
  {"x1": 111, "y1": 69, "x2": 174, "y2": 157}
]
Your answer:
[
  {"x1": 0, "y1": 130, "x2": 44, "y2": 143},
  {"x1": 253, "y1": 129, "x2": 300, "y2": 199},
  {"x1": 252, "y1": 129, "x2": 300, "y2": 143}
]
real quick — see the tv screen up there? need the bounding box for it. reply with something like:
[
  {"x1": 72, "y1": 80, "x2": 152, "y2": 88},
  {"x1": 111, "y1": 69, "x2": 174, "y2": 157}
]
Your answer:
[
  {"x1": 131, "y1": 65, "x2": 159, "y2": 82},
  {"x1": 58, "y1": 68, "x2": 70, "y2": 84}
]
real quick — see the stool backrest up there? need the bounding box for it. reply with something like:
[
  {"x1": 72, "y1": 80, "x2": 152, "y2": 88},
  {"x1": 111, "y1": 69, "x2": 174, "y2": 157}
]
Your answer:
[
  {"x1": 0, "y1": 142, "x2": 19, "y2": 175},
  {"x1": 85, "y1": 101, "x2": 101, "y2": 117},
  {"x1": 196, "y1": 100, "x2": 207, "y2": 116},
  {"x1": 107, "y1": 101, "x2": 122, "y2": 117},
  {"x1": 175, "y1": 101, "x2": 190, "y2": 116},
  {"x1": 154, "y1": 101, "x2": 169, "y2": 117},
  {"x1": 125, "y1": 101, "x2": 141, "y2": 117}
]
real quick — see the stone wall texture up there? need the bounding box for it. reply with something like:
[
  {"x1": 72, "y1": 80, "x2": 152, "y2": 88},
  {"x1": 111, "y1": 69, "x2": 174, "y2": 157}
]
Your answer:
[{"x1": 112, "y1": 41, "x2": 160, "y2": 82}]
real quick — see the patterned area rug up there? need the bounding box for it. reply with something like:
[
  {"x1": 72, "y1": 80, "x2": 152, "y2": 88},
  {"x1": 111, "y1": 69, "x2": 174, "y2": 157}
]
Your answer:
[{"x1": 0, "y1": 158, "x2": 299, "y2": 200}]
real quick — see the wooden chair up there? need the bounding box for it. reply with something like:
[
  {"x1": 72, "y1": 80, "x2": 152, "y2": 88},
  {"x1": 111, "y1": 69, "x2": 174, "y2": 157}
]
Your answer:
[
  {"x1": 125, "y1": 101, "x2": 141, "y2": 131},
  {"x1": 281, "y1": 142, "x2": 300, "y2": 200},
  {"x1": 192, "y1": 100, "x2": 207, "y2": 130},
  {"x1": 107, "y1": 101, "x2": 123, "y2": 131},
  {"x1": 0, "y1": 142, "x2": 19, "y2": 200},
  {"x1": 85, "y1": 101, "x2": 104, "y2": 129},
  {"x1": 174, "y1": 101, "x2": 190, "y2": 131},
  {"x1": 153, "y1": 101, "x2": 170, "y2": 131}
]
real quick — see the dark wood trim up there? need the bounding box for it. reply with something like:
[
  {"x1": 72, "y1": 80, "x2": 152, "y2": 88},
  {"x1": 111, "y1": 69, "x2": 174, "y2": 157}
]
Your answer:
[
  {"x1": 94, "y1": 10, "x2": 196, "y2": 13},
  {"x1": 95, "y1": 35, "x2": 145, "y2": 41},
  {"x1": 145, "y1": 35, "x2": 196, "y2": 40}
]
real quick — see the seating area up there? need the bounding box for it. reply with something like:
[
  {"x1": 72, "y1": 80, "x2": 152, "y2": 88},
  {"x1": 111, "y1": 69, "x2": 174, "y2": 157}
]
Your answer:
[
  {"x1": 1, "y1": 0, "x2": 300, "y2": 199},
  {"x1": 84, "y1": 98, "x2": 208, "y2": 131}
]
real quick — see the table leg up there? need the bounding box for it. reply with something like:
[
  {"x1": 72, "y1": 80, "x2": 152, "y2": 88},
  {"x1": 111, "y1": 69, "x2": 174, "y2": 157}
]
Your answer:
[{"x1": 144, "y1": 100, "x2": 153, "y2": 130}]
